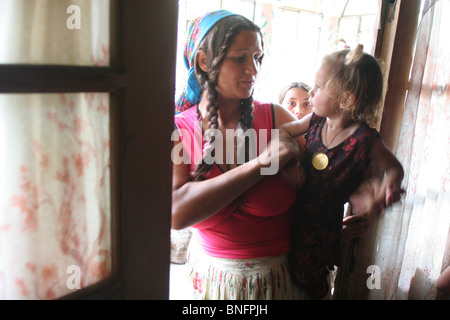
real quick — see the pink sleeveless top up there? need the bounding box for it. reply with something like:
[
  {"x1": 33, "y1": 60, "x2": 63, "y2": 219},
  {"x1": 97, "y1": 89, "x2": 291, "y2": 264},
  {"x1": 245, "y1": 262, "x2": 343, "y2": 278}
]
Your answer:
[{"x1": 174, "y1": 101, "x2": 296, "y2": 259}]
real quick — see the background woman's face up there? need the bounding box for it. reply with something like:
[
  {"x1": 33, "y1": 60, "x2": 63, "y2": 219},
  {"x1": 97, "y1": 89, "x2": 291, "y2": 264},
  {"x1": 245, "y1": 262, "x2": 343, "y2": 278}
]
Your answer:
[{"x1": 282, "y1": 87, "x2": 312, "y2": 119}]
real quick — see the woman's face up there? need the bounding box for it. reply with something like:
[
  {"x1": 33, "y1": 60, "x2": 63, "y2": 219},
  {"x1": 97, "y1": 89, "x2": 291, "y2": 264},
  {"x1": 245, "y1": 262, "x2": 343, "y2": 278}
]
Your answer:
[
  {"x1": 215, "y1": 30, "x2": 263, "y2": 102},
  {"x1": 281, "y1": 87, "x2": 312, "y2": 119}
]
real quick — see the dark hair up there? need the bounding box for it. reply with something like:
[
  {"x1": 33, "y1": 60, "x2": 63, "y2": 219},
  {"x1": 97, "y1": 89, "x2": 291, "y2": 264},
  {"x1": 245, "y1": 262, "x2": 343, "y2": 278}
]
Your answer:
[{"x1": 192, "y1": 15, "x2": 263, "y2": 180}]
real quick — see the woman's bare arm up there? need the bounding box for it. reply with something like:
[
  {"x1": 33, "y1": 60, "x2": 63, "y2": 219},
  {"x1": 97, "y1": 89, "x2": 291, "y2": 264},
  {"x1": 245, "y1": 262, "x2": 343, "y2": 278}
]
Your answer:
[{"x1": 171, "y1": 114, "x2": 301, "y2": 230}]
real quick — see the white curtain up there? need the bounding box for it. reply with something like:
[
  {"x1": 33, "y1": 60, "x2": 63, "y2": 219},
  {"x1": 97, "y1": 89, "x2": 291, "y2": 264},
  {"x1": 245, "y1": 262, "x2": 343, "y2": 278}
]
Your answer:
[
  {"x1": 369, "y1": 0, "x2": 450, "y2": 300},
  {"x1": 0, "y1": 0, "x2": 111, "y2": 299}
]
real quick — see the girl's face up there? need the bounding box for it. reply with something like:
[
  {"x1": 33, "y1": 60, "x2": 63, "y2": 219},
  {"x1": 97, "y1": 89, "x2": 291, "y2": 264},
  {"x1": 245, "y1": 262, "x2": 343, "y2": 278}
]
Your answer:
[
  {"x1": 281, "y1": 87, "x2": 312, "y2": 119},
  {"x1": 309, "y1": 64, "x2": 340, "y2": 117},
  {"x1": 216, "y1": 30, "x2": 263, "y2": 102}
]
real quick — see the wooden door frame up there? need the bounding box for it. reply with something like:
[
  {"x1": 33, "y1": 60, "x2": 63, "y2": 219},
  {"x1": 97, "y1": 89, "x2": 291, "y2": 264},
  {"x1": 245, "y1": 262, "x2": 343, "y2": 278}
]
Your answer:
[
  {"x1": 66, "y1": 0, "x2": 178, "y2": 299},
  {"x1": 0, "y1": 1, "x2": 178, "y2": 299}
]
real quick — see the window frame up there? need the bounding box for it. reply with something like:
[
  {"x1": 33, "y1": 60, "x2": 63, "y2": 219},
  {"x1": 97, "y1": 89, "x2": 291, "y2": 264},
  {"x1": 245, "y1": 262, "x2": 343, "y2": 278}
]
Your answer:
[{"x1": 0, "y1": 0, "x2": 177, "y2": 299}]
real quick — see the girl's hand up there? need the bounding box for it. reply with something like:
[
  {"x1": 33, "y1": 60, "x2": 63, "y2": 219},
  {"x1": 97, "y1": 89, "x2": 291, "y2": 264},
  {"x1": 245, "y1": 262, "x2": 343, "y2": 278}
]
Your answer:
[
  {"x1": 384, "y1": 181, "x2": 405, "y2": 207},
  {"x1": 350, "y1": 178, "x2": 405, "y2": 218},
  {"x1": 349, "y1": 179, "x2": 386, "y2": 217}
]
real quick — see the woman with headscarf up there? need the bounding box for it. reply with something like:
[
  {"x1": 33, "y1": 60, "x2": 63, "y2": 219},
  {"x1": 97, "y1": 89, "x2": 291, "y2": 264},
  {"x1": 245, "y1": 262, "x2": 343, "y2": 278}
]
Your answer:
[{"x1": 171, "y1": 10, "x2": 305, "y2": 300}]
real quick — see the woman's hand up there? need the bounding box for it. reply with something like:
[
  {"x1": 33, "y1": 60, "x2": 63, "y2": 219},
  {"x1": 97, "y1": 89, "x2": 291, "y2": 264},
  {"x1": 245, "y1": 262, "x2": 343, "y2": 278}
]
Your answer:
[{"x1": 258, "y1": 128, "x2": 301, "y2": 172}]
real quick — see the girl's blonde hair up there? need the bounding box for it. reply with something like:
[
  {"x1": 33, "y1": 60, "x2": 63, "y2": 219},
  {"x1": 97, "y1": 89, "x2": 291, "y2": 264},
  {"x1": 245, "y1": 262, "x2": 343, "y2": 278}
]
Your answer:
[{"x1": 322, "y1": 45, "x2": 384, "y2": 128}]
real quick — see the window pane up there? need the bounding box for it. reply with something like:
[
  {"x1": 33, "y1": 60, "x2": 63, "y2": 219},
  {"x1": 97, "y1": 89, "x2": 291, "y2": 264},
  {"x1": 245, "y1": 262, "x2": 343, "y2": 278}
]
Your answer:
[
  {"x1": 0, "y1": 0, "x2": 109, "y2": 66},
  {"x1": 338, "y1": 17, "x2": 361, "y2": 48},
  {"x1": 0, "y1": 93, "x2": 111, "y2": 299},
  {"x1": 222, "y1": 0, "x2": 255, "y2": 21},
  {"x1": 175, "y1": 0, "x2": 381, "y2": 105}
]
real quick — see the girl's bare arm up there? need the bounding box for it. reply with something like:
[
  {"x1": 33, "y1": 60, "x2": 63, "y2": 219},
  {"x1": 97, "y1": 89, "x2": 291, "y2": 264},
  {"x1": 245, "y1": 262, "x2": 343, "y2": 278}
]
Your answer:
[{"x1": 279, "y1": 113, "x2": 312, "y2": 139}]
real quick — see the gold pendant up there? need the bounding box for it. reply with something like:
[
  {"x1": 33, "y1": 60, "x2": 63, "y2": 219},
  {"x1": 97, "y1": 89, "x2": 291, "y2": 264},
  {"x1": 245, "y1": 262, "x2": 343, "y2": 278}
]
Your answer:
[{"x1": 312, "y1": 152, "x2": 329, "y2": 170}]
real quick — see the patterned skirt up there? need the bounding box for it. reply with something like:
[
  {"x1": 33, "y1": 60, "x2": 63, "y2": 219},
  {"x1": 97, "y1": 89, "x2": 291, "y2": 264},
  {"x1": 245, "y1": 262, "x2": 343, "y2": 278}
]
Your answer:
[{"x1": 188, "y1": 252, "x2": 307, "y2": 300}]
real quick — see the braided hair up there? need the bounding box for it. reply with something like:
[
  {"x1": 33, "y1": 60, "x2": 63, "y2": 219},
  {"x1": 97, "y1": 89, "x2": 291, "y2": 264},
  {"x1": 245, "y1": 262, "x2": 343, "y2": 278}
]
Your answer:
[{"x1": 192, "y1": 15, "x2": 263, "y2": 181}]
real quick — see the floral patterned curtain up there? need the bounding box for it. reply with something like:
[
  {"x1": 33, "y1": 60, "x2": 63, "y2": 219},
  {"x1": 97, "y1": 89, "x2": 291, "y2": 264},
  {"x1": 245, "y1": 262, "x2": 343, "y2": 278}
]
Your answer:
[
  {"x1": 369, "y1": 0, "x2": 450, "y2": 300},
  {"x1": 0, "y1": 0, "x2": 111, "y2": 299}
]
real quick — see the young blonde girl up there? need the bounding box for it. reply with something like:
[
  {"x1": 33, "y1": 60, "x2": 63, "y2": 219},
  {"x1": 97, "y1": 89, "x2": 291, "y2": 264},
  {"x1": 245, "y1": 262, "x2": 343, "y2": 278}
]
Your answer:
[{"x1": 280, "y1": 45, "x2": 404, "y2": 299}]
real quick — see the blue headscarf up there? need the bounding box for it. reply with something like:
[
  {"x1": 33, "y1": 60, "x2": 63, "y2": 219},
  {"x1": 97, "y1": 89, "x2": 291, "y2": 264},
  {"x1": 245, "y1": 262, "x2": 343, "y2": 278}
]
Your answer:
[{"x1": 175, "y1": 10, "x2": 237, "y2": 114}]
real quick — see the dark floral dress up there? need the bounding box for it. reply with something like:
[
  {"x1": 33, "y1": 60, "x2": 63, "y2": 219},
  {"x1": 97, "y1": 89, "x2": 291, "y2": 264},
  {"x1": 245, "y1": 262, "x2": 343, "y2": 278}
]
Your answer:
[{"x1": 289, "y1": 113, "x2": 380, "y2": 299}]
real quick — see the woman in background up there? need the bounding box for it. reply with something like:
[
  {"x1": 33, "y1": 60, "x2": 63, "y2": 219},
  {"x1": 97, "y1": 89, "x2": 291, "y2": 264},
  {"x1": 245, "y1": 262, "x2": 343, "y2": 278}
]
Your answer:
[{"x1": 279, "y1": 81, "x2": 313, "y2": 120}]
